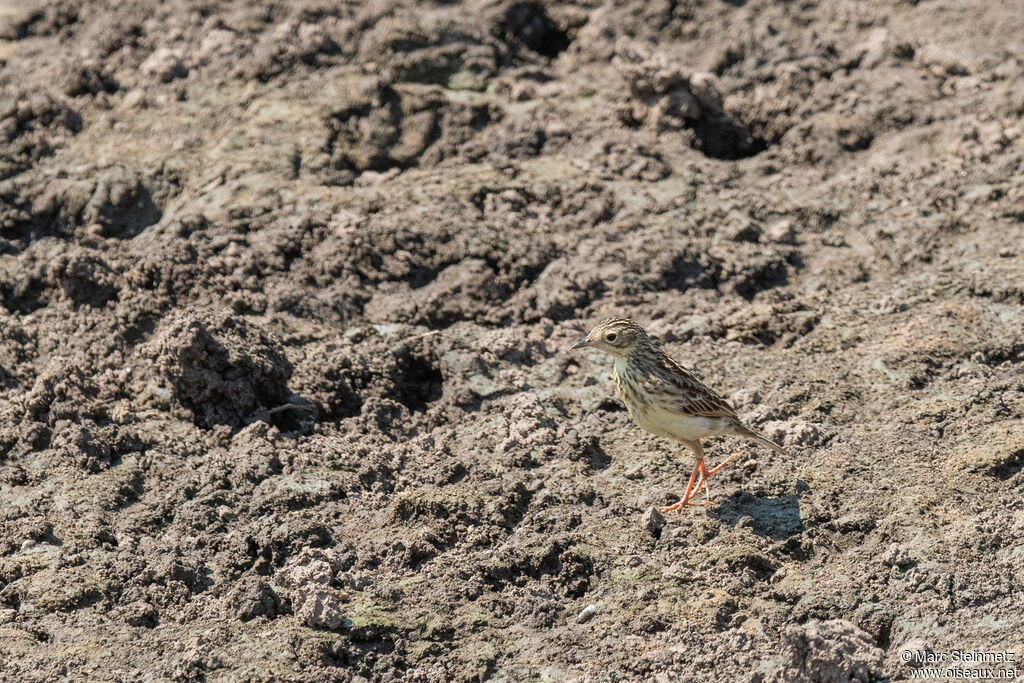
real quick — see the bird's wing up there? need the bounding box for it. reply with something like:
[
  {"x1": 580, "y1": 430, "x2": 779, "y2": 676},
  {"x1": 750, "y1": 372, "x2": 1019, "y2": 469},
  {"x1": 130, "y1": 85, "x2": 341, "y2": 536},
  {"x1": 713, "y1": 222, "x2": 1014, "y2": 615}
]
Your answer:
[{"x1": 638, "y1": 356, "x2": 739, "y2": 419}]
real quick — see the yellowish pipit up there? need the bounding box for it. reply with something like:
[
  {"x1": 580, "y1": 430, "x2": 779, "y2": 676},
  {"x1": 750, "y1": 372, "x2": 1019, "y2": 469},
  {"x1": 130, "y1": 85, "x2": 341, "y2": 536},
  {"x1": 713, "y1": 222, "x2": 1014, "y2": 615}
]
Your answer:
[{"x1": 570, "y1": 317, "x2": 790, "y2": 510}]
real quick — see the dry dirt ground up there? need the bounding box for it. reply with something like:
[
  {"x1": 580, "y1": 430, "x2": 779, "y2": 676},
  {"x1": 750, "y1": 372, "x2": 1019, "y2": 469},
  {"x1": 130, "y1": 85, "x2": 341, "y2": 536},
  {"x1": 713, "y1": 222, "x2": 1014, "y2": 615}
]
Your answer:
[{"x1": 1, "y1": 0, "x2": 1023, "y2": 681}]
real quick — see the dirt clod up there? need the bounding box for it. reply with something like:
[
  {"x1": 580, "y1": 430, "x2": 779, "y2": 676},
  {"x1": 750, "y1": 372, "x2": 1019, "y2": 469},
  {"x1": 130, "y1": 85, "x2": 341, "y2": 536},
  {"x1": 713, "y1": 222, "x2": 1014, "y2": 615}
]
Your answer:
[{"x1": 143, "y1": 309, "x2": 294, "y2": 429}]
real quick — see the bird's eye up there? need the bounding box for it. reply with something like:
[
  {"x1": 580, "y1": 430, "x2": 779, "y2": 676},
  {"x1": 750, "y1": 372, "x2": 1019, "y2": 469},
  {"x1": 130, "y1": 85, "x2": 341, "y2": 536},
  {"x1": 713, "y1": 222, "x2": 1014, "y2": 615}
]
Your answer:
[{"x1": 606, "y1": 332, "x2": 617, "y2": 342}]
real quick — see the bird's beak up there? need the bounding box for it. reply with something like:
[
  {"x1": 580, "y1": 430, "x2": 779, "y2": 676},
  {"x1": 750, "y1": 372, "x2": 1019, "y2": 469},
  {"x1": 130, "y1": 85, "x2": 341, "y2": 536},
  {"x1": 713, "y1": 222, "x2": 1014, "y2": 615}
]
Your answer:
[{"x1": 569, "y1": 337, "x2": 591, "y2": 350}]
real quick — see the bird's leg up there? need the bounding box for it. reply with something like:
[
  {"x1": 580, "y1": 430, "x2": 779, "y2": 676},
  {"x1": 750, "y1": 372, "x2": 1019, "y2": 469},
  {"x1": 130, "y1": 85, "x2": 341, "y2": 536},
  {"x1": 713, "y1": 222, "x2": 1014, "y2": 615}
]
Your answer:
[
  {"x1": 699, "y1": 459, "x2": 714, "y2": 505},
  {"x1": 659, "y1": 460, "x2": 701, "y2": 512},
  {"x1": 688, "y1": 451, "x2": 745, "y2": 505},
  {"x1": 706, "y1": 450, "x2": 745, "y2": 477},
  {"x1": 687, "y1": 459, "x2": 708, "y2": 505},
  {"x1": 688, "y1": 450, "x2": 745, "y2": 489}
]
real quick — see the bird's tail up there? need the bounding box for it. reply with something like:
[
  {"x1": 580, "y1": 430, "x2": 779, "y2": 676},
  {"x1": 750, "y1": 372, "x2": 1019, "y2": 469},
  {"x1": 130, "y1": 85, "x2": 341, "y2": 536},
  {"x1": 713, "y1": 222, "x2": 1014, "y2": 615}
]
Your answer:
[{"x1": 737, "y1": 427, "x2": 791, "y2": 457}]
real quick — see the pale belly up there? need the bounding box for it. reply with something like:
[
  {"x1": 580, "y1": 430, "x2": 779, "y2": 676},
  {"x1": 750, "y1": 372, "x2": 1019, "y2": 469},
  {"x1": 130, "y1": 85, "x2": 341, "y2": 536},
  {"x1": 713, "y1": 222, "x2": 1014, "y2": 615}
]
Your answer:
[{"x1": 628, "y1": 402, "x2": 734, "y2": 443}]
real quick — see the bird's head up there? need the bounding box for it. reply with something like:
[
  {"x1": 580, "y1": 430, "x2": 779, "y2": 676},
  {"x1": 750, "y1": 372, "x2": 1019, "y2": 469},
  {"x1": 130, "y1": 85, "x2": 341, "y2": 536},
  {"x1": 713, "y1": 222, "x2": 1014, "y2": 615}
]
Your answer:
[{"x1": 569, "y1": 318, "x2": 649, "y2": 357}]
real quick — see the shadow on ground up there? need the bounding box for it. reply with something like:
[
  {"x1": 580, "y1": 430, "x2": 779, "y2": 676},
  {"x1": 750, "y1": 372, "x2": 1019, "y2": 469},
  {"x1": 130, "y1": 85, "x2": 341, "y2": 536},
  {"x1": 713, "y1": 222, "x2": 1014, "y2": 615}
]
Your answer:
[{"x1": 710, "y1": 490, "x2": 804, "y2": 541}]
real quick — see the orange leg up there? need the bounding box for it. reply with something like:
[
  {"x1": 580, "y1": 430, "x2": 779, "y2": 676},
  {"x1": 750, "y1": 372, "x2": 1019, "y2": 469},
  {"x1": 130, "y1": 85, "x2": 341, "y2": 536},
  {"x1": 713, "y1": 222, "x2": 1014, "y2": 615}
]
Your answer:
[
  {"x1": 699, "y1": 459, "x2": 714, "y2": 505},
  {"x1": 707, "y1": 450, "x2": 745, "y2": 477},
  {"x1": 659, "y1": 459, "x2": 702, "y2": 512},
  {"x1": 690, "y1": 451, "x2": 746, "y2": 505}
]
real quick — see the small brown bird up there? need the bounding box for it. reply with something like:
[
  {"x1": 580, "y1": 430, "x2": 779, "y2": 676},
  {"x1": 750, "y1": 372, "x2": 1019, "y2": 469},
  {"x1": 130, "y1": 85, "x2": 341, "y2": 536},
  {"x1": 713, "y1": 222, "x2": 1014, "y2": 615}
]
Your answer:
[{"x1": 570, "y1": 317, "x2": 789, "y2": 510}]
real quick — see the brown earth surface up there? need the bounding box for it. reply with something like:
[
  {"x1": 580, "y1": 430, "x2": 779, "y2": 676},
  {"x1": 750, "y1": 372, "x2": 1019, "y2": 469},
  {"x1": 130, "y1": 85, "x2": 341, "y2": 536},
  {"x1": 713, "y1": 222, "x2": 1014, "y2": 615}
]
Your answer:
[{"x1": 1, "y1": 0, "x2": 1023, "y2": 680}]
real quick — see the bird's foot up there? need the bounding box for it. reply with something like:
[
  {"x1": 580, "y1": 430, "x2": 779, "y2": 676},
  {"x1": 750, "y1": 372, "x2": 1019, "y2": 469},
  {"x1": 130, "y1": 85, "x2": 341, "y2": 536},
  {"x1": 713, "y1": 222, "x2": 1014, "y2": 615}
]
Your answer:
[
  {"x1": 658, "y1": 495, "x2": 716, "y2": 511},
  {"x1": 658, "y1": 500, "x2": 691, "y2": 513},
  {"x1": 706, "y1": 450, "x2": 746, "y2": 477}
]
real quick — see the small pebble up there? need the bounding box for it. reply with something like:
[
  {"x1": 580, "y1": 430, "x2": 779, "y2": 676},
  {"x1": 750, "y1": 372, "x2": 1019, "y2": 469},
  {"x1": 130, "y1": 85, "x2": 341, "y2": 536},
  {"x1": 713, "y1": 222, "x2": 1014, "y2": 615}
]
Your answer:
[
  {"x1": 642, "y1": 507, "x2": 666, "y2": 537},
  {"x1": 766, "y1": 219, "x2": 797, "y2": 244}
]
